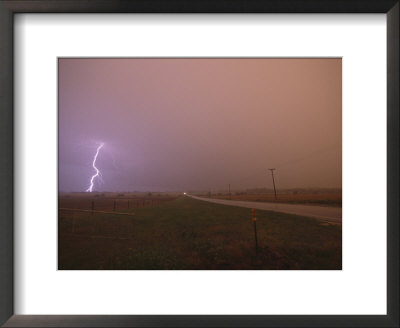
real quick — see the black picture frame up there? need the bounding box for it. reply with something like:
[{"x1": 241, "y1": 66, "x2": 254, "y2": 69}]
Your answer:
[{"x1": 0, "y1": 1, "x2": 398, "y2": 327}]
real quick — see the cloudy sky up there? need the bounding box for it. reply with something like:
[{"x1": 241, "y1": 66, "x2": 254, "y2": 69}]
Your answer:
[{"x1": 58, "y1": 58, "x2": 341, "y2": 192}]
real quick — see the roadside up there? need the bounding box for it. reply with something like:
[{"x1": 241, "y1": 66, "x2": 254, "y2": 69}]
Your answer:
[{"x1": 189, "y1": 195, "x2": 342, "y2": 224}]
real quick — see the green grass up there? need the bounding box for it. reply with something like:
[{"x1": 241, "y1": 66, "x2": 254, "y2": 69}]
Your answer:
[{"x1": 58, "y1": 196, "x2": 341, "y2": 270}]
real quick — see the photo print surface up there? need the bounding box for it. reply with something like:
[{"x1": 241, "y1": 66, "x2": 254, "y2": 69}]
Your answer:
[{"x1": 58, "y1": 58, "x2": 342, "y2": 270}]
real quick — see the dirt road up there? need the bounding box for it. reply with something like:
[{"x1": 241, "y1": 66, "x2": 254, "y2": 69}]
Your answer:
[{"x1": 189, "y1": 195, "x2": 342, "y2": 224}]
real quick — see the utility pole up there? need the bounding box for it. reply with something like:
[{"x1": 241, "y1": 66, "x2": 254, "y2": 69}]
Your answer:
[{"x1": 268, "y1": 168, "x2": 277, "y2": 200}]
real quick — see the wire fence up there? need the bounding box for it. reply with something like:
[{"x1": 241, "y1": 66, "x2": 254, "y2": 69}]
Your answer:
[{"x1": 58, "y1": 197, "x2": 172, "y2": 238}]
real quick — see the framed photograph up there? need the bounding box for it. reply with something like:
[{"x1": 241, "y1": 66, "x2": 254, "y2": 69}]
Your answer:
[
  {"x1": 57, "y1": 57, "x2": 343, "y2": 271},
  {"x1": 0, "y1": 0, "x2": 398, "y2": 327}
]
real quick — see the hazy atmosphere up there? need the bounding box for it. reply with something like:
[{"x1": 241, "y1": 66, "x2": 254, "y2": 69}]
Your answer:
[{"x1": 59, "y1": 58, "x2": 341, "y2": 192}]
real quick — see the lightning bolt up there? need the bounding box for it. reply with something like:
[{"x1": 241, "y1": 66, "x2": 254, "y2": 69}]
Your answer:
[{"x1": 86, "y1": 143, "x2": 104, "y2": 192}]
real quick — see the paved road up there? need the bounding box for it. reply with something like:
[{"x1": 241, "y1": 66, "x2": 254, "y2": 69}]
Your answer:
[{"x1": 188, "y1": 195, "x2": 342, "y2": 224}]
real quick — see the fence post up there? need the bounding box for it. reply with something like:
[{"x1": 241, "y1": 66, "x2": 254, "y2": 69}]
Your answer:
[
  {"x1": 113, "y1": 199, "x2": 116, "y2": 211},
  {"x1": 91, "y1": 200, "x2": 94, "y2": 216},
  {"x1": 128, "y1": 200, "x2": 130, "y2": 209},
  {"x1": 252, "y1": 209, "x2": 258, "y2": 252},
  {"x1": 72, "y1": 209, "x2": 76, "y2": 233}
]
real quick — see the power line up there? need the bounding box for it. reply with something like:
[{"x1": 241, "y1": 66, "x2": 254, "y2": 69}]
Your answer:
[{"x1": 276, "y1": 142, "x2": 341, "y2": 169}]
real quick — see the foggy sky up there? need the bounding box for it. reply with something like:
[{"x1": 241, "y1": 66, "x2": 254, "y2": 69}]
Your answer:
[{"x1": 59, "y1": 58, "x2": 341, "y2": 192}]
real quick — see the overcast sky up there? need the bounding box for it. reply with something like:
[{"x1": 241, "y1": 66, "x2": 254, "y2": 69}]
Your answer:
[{"x1": 59, "y1": 58, "x2": 341, "y2": 192}]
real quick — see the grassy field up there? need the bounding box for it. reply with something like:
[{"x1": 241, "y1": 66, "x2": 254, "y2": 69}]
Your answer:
[
  {"x1": 208, "y1": 192, "x2": 342, "y2": 207},
  {"x1": 58, "y1": 196, "x2": 341, "y2": 270}
]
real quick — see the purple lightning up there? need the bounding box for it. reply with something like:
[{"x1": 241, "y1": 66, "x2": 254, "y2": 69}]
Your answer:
[{"x1": 86, "y1": 143, "x2": 104, "y2": 192}]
